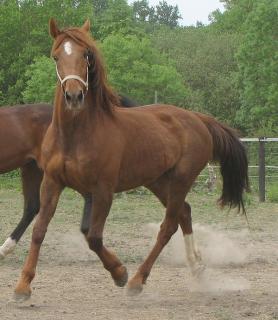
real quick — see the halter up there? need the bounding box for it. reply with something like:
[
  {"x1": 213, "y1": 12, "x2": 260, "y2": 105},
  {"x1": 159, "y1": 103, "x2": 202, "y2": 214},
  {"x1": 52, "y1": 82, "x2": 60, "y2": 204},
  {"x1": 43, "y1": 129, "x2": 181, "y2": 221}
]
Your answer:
[{"x1": 55, "y1": 57, "x2": 90, "y2": 95}]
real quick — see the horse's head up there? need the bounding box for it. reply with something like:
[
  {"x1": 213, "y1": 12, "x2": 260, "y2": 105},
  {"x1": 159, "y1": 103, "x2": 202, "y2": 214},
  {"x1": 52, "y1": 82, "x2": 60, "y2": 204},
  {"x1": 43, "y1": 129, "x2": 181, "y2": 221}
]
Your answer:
[
  {"x1": 49, "y1": 19, "x2": 93, "y2": 110},
  {"x1": 49, "y1": 19, "x2": 119, "y2": 113}
]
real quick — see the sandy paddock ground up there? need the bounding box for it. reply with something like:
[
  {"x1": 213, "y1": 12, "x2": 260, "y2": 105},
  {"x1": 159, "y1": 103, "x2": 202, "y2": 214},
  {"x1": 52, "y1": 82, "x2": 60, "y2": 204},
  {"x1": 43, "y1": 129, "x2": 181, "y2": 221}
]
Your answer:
[{"x1": 0, "y1": 190, "x2": 277, "y2": 320}]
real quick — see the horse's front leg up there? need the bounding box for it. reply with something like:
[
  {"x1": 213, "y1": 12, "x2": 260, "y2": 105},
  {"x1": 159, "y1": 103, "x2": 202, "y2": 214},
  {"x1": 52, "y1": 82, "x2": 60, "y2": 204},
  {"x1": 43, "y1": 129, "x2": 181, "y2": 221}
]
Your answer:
[
  {"x1": 86, "y1": 189, "x2": 128, "y2": 287},
  {"x1": 14, "y1": 176, "x2": 63, "y2": 301}
]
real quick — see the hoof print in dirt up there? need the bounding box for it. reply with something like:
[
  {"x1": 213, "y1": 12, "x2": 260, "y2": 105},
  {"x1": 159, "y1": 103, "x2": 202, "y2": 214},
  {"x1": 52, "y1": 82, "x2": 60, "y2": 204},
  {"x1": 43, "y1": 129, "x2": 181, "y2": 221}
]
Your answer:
[{"x1": 13, "y1": 291, "x2": 31, "y2": 303}]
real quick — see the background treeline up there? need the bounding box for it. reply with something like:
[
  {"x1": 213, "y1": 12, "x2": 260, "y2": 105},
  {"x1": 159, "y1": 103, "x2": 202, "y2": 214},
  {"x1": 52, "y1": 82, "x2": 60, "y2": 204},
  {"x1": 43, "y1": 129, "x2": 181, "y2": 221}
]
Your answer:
[{"x1": 0, "y1": 0, "x2": 277, "y2": 135}]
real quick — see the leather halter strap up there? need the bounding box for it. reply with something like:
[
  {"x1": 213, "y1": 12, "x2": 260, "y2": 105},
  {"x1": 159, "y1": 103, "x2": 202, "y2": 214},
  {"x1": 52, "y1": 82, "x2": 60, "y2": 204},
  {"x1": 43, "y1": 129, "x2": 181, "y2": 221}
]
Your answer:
[{"x1": 55, "y1": 58, "x2": 89, "y2": 93}]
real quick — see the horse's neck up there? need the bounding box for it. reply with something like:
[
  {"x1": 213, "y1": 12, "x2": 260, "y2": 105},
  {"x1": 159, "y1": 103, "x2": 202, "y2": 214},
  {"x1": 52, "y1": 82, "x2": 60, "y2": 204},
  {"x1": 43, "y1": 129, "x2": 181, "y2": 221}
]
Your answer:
[{"x1": 51, "y1": 89, "x2": 102, "y2": 152}]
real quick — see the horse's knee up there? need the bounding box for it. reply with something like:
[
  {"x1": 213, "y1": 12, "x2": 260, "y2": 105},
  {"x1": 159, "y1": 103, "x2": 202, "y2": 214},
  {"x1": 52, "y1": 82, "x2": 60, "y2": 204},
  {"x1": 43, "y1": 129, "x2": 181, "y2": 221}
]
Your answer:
[
  {"x1": 23, "y1": 197, "x2": 40, "y2": 224},
  {"x1": 87, "y1": 236, "x2": 103, "y2": 253},
  {"x1": 159, "y1": 220, "x2": 178, "y2": 246},
  {"x1": 32, "y1": 227, "x2": 46, "y2": 245},
  {"x1": 179, "y1": 202, "x2": 193, "y2": 234},
  {"x1": 180, "y1": 202, "x2": 192, "y2": 222}
]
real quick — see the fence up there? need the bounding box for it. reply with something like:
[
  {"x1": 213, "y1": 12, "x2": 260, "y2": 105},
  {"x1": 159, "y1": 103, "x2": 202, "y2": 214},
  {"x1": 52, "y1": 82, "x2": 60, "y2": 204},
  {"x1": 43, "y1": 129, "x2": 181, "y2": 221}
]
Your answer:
[
  {"x1": 202, "y1": 138, "x2": 278, "y2": 201},
  {"x1": 242, "y1": 138, "x2": 278, "y2": 201}
]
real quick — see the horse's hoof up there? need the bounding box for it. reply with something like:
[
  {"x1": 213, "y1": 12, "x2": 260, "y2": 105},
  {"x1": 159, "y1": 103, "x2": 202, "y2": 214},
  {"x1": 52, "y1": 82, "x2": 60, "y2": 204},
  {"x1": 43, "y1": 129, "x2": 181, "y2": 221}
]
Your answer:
[
  {"x1": 127, "y1": 280, "x2": 143, "y2": 296},
  {"x1": 13, "y1": 291, "x2": 31, "y2": 302},
  {"x1": 113, "y1": 266, "x2": 128, "y2": 287}
]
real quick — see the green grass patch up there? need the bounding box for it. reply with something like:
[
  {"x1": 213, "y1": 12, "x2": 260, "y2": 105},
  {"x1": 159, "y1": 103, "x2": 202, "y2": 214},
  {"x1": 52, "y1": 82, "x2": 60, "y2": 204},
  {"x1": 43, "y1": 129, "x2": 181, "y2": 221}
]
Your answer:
[{"x1": 267, "y1": 183, "x2": 278, "y2": 202}]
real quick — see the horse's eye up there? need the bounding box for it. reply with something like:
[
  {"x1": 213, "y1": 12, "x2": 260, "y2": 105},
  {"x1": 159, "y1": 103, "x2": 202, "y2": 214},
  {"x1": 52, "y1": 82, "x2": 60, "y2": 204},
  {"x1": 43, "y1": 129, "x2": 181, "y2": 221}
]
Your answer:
[
  {"x1": 84, "y1": 49, "x2": 93, "y2": 61},
  {"x1": 53, "y1": 55, "x2": 58, "y2": 62}
]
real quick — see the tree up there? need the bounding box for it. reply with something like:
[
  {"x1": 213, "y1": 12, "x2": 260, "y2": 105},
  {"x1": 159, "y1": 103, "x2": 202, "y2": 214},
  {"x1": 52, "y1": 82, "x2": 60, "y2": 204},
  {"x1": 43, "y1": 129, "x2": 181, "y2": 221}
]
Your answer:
[
  {"x1": 101, "y1": 34, "x2": 188, "y2": 105},
  {"x1": 132, "y1": 0, "x2": 151, "y2": 22},
  {"x1": 92, "y1": 0, "x2": 135, "y2": 40},
  {"x1": 22, "y1": 56, "x2": 56, "y2": 104},
  {"x1": 154, "y1": 0, "x2": 181, "y2": 28},
  {"x1": 92, "y1": 0, "x2": 109, "y2": 15},
  {"x1": 152, "y1": 27, "x2": 242, "y2": 125},
  {"x1": 0, "y1": 0, "x2": 93, "y2": 105},
  {"x1": 132, "y1": 0, "x2": 182, "y2": 28},
  {"x1": 235, "y1": 0, "x2": 278, "y2": 134},
  {"x1": 209, "y1": 0, "x2": 255, "y2": 32}
]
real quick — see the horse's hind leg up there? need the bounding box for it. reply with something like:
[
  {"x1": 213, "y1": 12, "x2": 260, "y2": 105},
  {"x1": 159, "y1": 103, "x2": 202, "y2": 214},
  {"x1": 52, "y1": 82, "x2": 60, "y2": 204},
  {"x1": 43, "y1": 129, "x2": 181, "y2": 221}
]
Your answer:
[
  {"x1": 179, "y1": 203, "x2": 205, "y2": 276},
  {"x1": 149, "y1": 184, "x2": 204, "y2": 276},
  {"x1": 0, "y1": 161, "x2": 42, "y2": 259},
  {"x1": 127, "y1": 175, "x2": 189, "y2": 294},
  {"x1": 127, "y1": 174, "x2": 204, "y2": 293}
]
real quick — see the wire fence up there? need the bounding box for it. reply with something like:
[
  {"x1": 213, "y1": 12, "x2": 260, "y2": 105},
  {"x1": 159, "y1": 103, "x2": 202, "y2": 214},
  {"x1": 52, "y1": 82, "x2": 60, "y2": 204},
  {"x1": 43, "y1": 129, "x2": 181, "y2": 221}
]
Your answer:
[{"x1": 195, "y1": 138, "x2": 278, "y2": 201}]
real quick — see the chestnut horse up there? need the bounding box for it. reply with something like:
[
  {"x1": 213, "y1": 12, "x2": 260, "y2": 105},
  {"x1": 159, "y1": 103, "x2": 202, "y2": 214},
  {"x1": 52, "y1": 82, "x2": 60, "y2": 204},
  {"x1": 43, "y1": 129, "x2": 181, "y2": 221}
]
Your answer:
[
  {"x1": 0, "y1": 97, "x2": 136, "y2": 259},
  {"x1": 14, "y1": 19, "x2": 249, "y2": 300}
]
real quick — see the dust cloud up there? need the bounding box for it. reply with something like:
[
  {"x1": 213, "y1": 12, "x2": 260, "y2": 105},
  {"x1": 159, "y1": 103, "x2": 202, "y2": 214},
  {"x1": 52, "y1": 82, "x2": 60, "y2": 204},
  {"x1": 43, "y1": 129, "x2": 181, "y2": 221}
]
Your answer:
[{"x1": 146, "y1": 222, "x2": 251, "y2": 292}]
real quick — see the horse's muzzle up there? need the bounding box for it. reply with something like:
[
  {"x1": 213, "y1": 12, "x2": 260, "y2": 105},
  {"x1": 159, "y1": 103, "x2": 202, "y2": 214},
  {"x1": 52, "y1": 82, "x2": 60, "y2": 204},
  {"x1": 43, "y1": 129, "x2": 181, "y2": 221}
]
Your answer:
[{"x1": 65, "y1": 90, "x2": 84, "y2": 109}]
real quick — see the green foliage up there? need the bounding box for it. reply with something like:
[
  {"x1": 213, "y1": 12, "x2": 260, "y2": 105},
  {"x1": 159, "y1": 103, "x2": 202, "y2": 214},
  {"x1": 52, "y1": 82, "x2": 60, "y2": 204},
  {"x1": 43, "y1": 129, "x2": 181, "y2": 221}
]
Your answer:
[
  {"x1": 92, "y1": 0, "x2": 136, "y2": 40},
  {"x1": 0, "y1": 0, "x2": 276, "y2": 138},
  {"x1": 22, "y1": 56, "x2": 56, "y2": 104},
  {"x1": 152, "y1": 27, "x2": 242, "y2": 124},
  {"x1": 209, "y1": 0, "x2": 255, "y2": 32},
  {"x1": 268, "y1": 184, "x2": 278, "y2": 203},
  {"x1": 235, "y1": 0, "x2": 278, "y2": 134},
  {"x1": 132, "y1": 0, "x2": 181, "y2": 28},
  {"x1": 153, "y1": 0, "x2": 181, "y2": 28},
  {"x1": 101, "y1": 34, "x2": 188, "y2": 105},
  {"x1": 0, "y1": 0, "x2": 93, "y2": 105}
]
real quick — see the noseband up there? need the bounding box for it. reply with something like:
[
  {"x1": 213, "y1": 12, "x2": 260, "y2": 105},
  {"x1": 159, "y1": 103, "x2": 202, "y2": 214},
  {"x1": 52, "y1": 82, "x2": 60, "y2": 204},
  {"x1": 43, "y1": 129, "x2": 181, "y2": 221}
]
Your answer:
[{"x1": 55, "y1": 57, "x2": 90, "y2": 94}]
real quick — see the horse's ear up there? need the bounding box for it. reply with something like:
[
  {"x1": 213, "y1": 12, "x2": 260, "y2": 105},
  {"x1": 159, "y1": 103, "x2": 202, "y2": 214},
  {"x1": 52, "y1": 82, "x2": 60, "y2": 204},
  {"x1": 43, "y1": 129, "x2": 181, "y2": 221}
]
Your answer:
[
  {"x1": 49, "y1": 18, "x2": 60, "y2": 39},
  {"x1": 81, "y1": 19, "x2": 90, "y2": 33}
]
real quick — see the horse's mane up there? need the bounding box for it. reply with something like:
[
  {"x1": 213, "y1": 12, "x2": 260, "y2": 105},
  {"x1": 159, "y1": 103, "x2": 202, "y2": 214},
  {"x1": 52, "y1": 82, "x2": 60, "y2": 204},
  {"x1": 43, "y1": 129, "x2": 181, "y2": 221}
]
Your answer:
[{"x1": 52, "y1": 27, "x2": 120, "y2": 114}]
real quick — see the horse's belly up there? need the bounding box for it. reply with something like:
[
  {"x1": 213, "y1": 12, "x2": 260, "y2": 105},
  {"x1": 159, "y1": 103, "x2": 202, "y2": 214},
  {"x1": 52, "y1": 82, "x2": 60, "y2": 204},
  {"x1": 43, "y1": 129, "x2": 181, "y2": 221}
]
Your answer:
[{"x1": 116, "y1": 154, "x2": 174, "y2": 192}]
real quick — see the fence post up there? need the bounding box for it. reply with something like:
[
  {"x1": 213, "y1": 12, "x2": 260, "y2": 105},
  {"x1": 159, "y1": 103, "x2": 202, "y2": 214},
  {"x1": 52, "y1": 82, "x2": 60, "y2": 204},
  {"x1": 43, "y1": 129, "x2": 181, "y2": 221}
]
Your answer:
[
  {"x1": 154, "y1": 90, "x2": 158, "y2": 104},
  {"x1": 258, "y1": 137, "x2": 266, "y2": 202}
]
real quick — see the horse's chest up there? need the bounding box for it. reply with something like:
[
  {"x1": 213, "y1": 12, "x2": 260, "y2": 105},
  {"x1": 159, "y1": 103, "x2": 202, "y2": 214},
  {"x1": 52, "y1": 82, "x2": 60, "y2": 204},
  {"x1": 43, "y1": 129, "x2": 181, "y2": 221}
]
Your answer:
[
  {"x1": 64, "y1": 156, "x2": 95, "y2": 190},
  {"x1": 45, "y1": 152, "x2": 94, "y2": 191}
]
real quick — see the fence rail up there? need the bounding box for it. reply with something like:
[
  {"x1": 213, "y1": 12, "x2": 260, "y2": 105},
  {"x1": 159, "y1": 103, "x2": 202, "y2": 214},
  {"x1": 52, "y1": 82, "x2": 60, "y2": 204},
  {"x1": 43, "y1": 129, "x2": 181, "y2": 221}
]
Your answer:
[
  {"x1": 197, "y1": 137, "x2": 278, "y2": 201},
  {"x1": 240, "y1": 137, "x2": 276, "y2": 201}
]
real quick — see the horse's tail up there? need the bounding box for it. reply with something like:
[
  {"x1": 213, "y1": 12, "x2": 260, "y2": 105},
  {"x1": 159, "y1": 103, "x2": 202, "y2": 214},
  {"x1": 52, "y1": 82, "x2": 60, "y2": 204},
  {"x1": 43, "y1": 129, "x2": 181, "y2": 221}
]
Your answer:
[{"x1": 196, "y1": 113, "x2": 250, "y2": 214}]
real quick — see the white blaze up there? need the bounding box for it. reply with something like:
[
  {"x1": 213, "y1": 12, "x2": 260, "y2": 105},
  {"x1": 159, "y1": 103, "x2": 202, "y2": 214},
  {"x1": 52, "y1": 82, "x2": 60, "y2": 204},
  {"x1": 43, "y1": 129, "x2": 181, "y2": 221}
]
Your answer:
[{"x1": 64, "y1": 41, "x2": 72, "y2": 55}]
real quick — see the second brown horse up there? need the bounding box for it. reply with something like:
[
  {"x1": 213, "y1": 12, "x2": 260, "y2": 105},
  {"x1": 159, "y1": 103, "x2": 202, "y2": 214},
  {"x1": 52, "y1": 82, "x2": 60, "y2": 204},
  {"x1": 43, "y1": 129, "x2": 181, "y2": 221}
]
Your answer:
[{"x1": 15, "y1": 19, "x2": 249, "y2": 299}]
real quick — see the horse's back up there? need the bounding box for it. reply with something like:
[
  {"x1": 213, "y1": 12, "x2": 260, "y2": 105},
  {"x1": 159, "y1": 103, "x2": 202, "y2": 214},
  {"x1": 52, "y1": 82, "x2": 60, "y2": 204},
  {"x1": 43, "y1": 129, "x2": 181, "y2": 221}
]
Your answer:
[
  {"x1": 116, "y1": 104, "x2": 213, "y2": 150},
  {"x1": 0, "y1": 103, "x2": 53, "y2": 172},
  {"x1": 113, "y1": 104, "x2": 213, "y2": 190}
]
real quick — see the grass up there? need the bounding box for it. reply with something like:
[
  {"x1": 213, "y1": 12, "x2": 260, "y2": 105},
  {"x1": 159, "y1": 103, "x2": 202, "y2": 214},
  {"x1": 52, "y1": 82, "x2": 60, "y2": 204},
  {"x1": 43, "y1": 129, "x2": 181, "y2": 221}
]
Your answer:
[{"x1": 267, "y1": 183, "x2": 278, "y2": 202}]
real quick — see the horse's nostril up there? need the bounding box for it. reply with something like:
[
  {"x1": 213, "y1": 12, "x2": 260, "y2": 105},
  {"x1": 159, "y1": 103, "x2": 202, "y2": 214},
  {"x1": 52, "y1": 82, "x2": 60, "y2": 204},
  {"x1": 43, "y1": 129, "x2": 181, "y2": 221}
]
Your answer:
[
  {"x1": 65, "y1": 91, "x2": 71, "y2": 102},
  {"x1": 77, "y1": 90, "x2": 83, "y2": 102}
]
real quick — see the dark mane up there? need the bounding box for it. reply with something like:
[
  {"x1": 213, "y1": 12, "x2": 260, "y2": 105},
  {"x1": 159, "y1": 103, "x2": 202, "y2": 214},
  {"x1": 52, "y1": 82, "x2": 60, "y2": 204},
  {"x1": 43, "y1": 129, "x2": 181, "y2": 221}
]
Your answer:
[{"x1": 52, "y1": 27, "x2": 120, "y2": 113}]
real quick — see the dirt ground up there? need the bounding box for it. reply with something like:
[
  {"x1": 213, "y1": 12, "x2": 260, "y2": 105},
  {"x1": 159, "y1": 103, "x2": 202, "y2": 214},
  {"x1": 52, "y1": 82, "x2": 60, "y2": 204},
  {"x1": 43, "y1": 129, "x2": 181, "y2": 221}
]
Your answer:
[{"x1": 0, "y1": 189, "x2": 277, "y2": 320}]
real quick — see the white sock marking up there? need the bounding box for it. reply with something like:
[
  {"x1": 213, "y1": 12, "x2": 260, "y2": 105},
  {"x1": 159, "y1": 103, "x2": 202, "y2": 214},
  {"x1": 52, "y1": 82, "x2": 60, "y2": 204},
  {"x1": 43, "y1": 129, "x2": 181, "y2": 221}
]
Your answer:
[
  {"x1": 0, "y1": 237, "x2": 17, "y2": 258},
  {"x1": 184, "y1": 233, "x2": 204, "y2": 276},
  {"x1": 184, "y1": 234, "x2": 195, "y2": 267}
]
